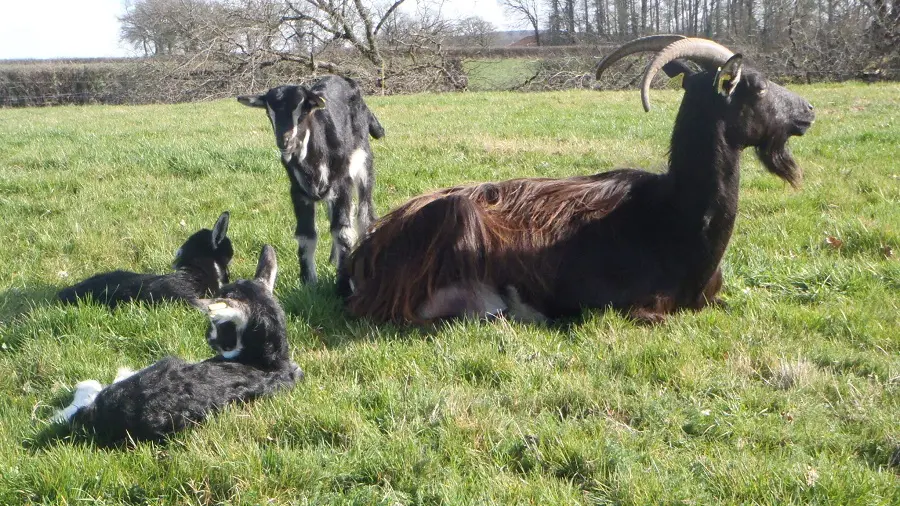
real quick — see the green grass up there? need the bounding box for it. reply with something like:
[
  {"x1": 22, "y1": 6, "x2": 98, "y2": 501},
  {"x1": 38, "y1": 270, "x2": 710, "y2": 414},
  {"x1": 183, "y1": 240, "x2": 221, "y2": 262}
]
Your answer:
[
  {"x1": 464, "y1": 58, "x2": 541, "y2": 91},
  {"x1": 0, "y1": 82, "x2": 898, "y2": 504}
]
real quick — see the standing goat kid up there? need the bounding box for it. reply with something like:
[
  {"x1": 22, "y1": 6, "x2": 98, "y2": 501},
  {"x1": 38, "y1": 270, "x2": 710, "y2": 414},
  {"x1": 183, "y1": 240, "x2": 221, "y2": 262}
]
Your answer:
[
  {"x1": 57, "y1": 212, "x2": 233, "y2": 309},
  {"x1": 238, "y1": 76, "x2": 384, "y2": 296},
  {"x1": 52, "y1": 245, "x2": 303, "y2": 443},
  {"x1": 344, "y1": 36, "x2": 815, "y2": 324}
]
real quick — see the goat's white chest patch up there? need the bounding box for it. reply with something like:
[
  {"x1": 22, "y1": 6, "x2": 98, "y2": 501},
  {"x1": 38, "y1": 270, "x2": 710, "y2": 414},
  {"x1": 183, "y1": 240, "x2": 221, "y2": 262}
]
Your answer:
[
  {"x1": 298, "y1": 129, "x2": 311, "y2": 161},
  {"x1": 348, "y1": 149, "x2": 368, "y2": 185},
  {"x1": 318, "y1": 162, "x2": 330, "y2": 187}
]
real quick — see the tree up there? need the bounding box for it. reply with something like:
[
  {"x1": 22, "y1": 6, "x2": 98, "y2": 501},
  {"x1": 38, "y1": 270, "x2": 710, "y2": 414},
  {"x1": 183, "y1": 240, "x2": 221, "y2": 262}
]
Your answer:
[
  {"x1": 456, "y1": 16, "x2": 498, "y2": 48},
  {"x1": 501, "y1": 0, "x2": 543, "y2": 45},
  {"x1": 120, "y1": 0, "x2": 194, "y2": 56}
]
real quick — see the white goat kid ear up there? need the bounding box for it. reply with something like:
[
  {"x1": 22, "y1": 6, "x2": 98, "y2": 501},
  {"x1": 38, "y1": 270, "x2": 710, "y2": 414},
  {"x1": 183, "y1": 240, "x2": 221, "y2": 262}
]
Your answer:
[
  {"x1": 254, "y1": 245, "x2": 278, "y2": 294},
  {"x1": 195, "y1": 298, "x2": 232, "y2": 316},
  {"x1": 212, "y1": 211, "x2": 230, "y2": 248},
  {"x1": 237, "y1": 95, "x2": 266, "y2": 108},
  {"x1": 714, "y1": 54, "x2": 743, "y2": 97},
  {"x1": 205, "y1": 300, "x2": 231, "y2": 317}
]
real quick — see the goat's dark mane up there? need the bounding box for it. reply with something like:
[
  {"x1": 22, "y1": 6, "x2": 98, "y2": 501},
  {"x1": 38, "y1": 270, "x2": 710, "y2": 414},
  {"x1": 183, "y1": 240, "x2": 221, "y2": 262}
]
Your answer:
[{"x1": 347, "y1": 174, "x2": 637, "y2": 322}]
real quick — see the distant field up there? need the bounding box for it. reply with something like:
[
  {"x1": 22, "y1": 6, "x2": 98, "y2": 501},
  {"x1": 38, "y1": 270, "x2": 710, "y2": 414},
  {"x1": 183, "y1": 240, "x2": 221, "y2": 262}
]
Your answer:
[
  {"x1": 464, "y1": 58, "x2": 541, "y2": 90},
  {"x1": 0, "y1": 83, "x2": 897, "y2": 504}
]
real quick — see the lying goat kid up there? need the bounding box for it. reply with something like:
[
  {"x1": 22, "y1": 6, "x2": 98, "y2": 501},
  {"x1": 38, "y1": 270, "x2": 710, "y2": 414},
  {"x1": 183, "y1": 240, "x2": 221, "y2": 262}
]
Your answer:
[
  {"x1": 58, "y1": 212, "x2": 233, "y2": 308},
  {"x1": 52, "y1": 245, "x2": 302, "y2": 442}
]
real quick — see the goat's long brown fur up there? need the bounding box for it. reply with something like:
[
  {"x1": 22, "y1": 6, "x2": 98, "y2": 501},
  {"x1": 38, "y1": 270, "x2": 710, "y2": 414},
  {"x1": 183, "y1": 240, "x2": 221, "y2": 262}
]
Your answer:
[{"x1": 346, "y1": 174, "x2": 630, "y2": 322}]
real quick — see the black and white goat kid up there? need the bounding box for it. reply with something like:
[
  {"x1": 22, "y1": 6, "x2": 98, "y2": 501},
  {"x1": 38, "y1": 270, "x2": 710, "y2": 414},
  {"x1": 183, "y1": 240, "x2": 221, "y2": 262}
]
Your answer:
[
  {"x1": 238, "y1": 75, "x2": 385, "y2": 296},
  {"x1": 51, "y1": 245, "x2": 303, "y2": 443},
  {"x1": 57, "y1": 212, "x2": 233, "y2": 309}
]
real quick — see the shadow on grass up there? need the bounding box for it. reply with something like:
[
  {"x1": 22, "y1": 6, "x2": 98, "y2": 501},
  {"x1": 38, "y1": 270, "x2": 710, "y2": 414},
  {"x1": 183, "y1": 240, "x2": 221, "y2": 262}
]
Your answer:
[
  {"x1": 279, "y1": 281, "x2": 440, "y2": 349},
  {"x1": 25, "y1": 421, "x2": 162, "y2": 452},
  {"x1": 23, "y1": 389, "x2": 124, "y2": 452},
  {"x1": 0, "y1": 283, "x2": 59, "y2": 322},
  {"x1": 276, "y1": 277, "x2": 598, "y2": 350}
]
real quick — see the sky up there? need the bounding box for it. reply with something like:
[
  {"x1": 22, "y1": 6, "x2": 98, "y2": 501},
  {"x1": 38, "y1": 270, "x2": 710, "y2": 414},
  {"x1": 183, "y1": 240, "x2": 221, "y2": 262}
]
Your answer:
[{"x1": 0, "y1": 0, "x2": 512, "y2": 61}]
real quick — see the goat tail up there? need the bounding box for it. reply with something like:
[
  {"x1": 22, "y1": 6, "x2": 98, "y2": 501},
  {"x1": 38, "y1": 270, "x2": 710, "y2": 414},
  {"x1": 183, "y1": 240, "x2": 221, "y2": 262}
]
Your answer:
[
  {"x1": 367, "y1": 107, "x2": 385, "y2": 139},
  {"x1": 344, "y1": 194, "x2": 497, "y2": 323}
]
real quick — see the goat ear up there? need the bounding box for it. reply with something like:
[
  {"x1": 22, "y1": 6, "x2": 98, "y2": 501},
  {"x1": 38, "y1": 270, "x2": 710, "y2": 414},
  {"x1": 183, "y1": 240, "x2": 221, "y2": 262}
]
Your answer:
[
  {"x1": 308, "y1": 91, "x2": 326, "y2": 110},
  {"x1": 254, "y1": 245, "x2": 278, "y2": 294},
  {"x1": 714, "y1": 54, "x2": 743, "y2": 97},
  {"x1": 194, "y1": 298, "x2": 226, "y2": 313},
  {"x1": 211, "y1": 211, "x2": 230, "y2": 248},
  {"x1": 237, "y1": 95, "x2": 266, "y2": 108}
]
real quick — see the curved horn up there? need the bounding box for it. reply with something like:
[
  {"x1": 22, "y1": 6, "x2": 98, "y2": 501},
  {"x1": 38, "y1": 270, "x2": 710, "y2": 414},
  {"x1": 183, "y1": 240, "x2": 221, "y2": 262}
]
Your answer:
[
  {"x1": 640, "y1": 38, "x2": 734, "y2": 112},
  {"x1": 595, "y1": 34, "x2": 687, "y2": 80}
]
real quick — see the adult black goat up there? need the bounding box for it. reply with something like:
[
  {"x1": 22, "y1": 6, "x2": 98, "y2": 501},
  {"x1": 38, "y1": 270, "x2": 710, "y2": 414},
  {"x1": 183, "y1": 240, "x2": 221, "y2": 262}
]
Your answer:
[
  {"x1": 343, "y1": 36, "x2": 815, "y2": 324},
  {"x1": 238, "y1": 76, "x2": 384, "y2": 297},
  {"x1": 57, "y1": 212, "x2": 233, "y2": 309},
  {"x1": 52, "y1": 245, "x2": 303, "y2": 443}
]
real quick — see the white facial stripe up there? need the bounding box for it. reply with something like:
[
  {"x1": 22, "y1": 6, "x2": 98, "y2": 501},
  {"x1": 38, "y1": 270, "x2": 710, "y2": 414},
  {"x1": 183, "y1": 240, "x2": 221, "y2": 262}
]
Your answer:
[
  {"x1": 266, "y1": 105, "x2": 277, "y2": 128},
  {"x1": 292, "y1": 103, "x2": 302, "y2": 127},
  {"x1": 298, "y1": 128, "x2": 311, "y2": 161},
  {"x1": 213, "y1": 262, "x2": 225, "y2": 288},
  {"x1": 208, "y1": 305, "x2": 248, "y2": 359}
]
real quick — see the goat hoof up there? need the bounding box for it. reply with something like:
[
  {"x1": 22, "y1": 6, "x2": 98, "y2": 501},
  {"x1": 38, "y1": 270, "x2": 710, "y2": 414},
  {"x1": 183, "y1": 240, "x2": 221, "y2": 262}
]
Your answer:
[
  {"x1": 300, "y1": 271, "x2": 318, "y2": 285},
  {"x1": 291, "y1": 362, "x2": 305, "y2": 381},
  {"x1": 335, "y1": 277, "x2": 353, "y2": 299},
  {"x1": 328, "y1": 246, "x2": 338, "y2": 265},
  {"x1": 711, "y1": 297, "x2": 728, "y2": 309}
]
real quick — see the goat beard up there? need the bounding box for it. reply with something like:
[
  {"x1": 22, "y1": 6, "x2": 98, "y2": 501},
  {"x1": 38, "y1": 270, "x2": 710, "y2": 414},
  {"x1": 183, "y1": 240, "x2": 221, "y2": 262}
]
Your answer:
[{"x1": 756, "y1": 135, "x2": 802, "y2": 188}]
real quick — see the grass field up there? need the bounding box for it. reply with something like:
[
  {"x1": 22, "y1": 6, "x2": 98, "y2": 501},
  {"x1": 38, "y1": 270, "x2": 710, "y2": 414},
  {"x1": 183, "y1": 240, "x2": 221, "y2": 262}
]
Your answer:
[
  {"x1": 0, "y1": 82, "x2": 898, "y2": 504},
  {"x1": 464, "y1": 59, "x2": 541, "y2": 91}
]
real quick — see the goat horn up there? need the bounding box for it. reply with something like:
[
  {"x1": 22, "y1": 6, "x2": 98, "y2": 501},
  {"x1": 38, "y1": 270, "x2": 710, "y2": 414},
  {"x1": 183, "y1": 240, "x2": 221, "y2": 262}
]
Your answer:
[
  {"x1": 640, "y1": 38, "x2": 734, "y2": 112},
  {"x1": 595, "y1": 34, "x2": 687, "y2": 80}
]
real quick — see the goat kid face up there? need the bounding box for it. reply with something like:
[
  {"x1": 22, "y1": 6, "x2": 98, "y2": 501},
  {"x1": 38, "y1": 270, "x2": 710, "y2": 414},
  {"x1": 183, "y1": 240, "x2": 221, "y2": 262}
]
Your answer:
[
  {"x1": 238, "y1": 85, "x2": 326, "y2": 163},
  {"x1": 198, "y1": 245, "x2": 281, "y2": 361},
  {"x1": 174, "y1": 211, "x2": 233, "y2": 286},
  {"x1": 691, "y1": 55, "x2": 816, "y2": 187}
]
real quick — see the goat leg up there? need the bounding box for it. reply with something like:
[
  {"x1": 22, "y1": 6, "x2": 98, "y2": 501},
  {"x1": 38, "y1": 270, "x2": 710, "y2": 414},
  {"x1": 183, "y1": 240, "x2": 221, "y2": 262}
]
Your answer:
[
  {"x1": 330, "y1": 180, "x2": 356, "y2": 298},
  {"x1": 291, "y1": 190, "x2": 318, "y2": 285},
  {"x1": 696, "y1": 268, "x2": 726, "y2": 309}
]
